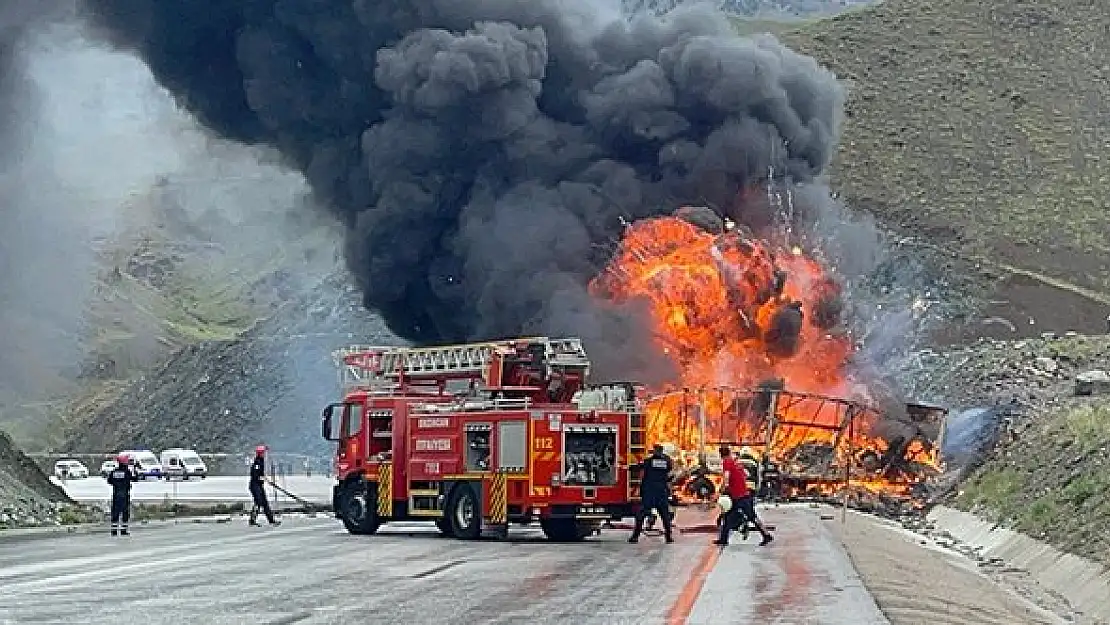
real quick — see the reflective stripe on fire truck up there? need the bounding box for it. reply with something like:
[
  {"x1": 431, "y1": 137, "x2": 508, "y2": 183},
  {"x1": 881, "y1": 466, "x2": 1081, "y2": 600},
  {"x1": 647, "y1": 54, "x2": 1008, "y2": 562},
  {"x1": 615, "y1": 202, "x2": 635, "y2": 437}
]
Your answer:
[
  {"x1": 488, "y1": 470, "x2": 508, "y2": 525},
  {"x1": 532, "y1": 451, "x2": 557, "y2": 462},
  {"x1": 377, "y1": 462, "x2": 393, "y2": 518},
  {"x1": 562, "y1": 425, "x2": 618, "y2": 433},
  {"x1": 444, "y1": 473, "x2": 528, "y2": 481}
]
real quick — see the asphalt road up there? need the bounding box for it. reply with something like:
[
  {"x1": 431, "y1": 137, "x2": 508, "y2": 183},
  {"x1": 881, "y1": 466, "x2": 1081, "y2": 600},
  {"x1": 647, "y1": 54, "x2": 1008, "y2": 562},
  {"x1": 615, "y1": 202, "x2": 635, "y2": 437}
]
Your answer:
[
  {"x1": 53, "y1": 475, "x2": 334, "y2": 505},
  {"x1": 0, "y1": 506, "x2": 885, "y2": 625}
]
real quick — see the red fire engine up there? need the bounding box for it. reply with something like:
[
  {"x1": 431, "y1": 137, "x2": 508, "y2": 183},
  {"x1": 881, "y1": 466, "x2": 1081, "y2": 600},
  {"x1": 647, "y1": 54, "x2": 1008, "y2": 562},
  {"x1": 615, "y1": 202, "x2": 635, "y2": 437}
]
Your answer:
[{"x1": 321, "y1": 336, "x2": 648, "y2": 541}]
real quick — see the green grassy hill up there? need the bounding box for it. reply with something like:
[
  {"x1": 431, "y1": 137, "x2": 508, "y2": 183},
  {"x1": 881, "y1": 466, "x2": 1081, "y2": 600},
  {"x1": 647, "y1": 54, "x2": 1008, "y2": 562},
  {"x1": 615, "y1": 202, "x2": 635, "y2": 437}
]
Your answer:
[{"x1": 772, "y1": 0, "x2": 1110, "y2": 339}]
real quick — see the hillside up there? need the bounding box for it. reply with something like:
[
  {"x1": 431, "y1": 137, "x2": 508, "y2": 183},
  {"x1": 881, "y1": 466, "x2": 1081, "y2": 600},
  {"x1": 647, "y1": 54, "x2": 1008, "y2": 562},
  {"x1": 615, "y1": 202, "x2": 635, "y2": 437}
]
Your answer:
[
  {"x1": 0, "y1": 429, "x2": 83, "y2": 528},
  {"x1": 778, "y1": 0, "x2": 1110, "y2": 341},
  {"x1": 63, "y1": 273, "x2": 394, "y2": 458},
  {"x1": 899, "y1": 333, "x2": 1110, "y2": 569},
  {"x1": 0, "y1": 178, "x2": 341, "y2": 447}
]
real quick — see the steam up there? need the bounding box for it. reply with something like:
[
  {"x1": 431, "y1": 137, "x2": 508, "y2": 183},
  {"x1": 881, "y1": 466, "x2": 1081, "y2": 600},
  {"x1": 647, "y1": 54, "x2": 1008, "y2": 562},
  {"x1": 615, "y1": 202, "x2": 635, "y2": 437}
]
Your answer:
[
  {"x1": 0, "y1": 5, "x2": 333, "y2": 443},
  {"x1": 76, "y1": 0, "x2": 851, "y2": 380}
]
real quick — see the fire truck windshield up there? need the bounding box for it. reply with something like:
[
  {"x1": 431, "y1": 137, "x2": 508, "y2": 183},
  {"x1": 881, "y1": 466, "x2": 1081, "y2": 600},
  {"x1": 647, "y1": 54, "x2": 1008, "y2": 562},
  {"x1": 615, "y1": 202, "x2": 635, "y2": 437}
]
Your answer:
[{"x1": 342, "y1": 403, "x2": 363, "y2": 438}]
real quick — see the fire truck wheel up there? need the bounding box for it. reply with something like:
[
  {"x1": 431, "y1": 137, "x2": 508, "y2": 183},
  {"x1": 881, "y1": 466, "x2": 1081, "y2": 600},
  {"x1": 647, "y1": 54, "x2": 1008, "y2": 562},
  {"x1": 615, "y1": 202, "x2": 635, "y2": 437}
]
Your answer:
[
  {"x1": 540, "y1": 519, "x2": 593, "y2": 542},
  {"x1": 448, "y1": 485, "x2": 481, "y2": 540},
  {"x1": 435, "y1": 518, "x2": 454, "y2": 537},
  {"x1": 338, "y1": 482, "x2": 380, "y2": 535}
]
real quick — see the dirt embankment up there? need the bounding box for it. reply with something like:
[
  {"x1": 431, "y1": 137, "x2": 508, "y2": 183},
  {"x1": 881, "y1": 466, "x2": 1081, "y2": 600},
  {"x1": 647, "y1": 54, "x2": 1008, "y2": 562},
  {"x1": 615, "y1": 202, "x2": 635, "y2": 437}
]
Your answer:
[
  {"x1": 782, "y1": 0, "x2": 1110, "y2": 338},
  {"x1": 0, "y1": 430, "x2": 89, "y2": 528},
  {"x1": 890, "y1": 333, "x2": 1110, "y2": 570}
]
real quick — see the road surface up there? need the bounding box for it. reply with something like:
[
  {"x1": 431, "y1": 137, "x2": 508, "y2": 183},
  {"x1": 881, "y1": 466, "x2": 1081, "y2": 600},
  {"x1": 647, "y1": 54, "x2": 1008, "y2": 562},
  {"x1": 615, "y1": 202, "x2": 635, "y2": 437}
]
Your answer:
[
  {"x1": 53, "y1": 475, "x2": 334, "y2": 505},
  {"x1": 0, "y1": 506, "x2": 884, "y2": 624}
]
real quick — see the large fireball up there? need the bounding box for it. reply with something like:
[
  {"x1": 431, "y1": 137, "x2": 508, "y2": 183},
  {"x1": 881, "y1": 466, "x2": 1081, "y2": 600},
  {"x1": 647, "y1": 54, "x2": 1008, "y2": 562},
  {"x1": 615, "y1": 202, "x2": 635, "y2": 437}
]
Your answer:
[
  {"x1": 589, "y1": 216, "x2": 871, "y2": 461},
  {"x1": 589, "y1": 212, "x2": 939, "y2": 498}
]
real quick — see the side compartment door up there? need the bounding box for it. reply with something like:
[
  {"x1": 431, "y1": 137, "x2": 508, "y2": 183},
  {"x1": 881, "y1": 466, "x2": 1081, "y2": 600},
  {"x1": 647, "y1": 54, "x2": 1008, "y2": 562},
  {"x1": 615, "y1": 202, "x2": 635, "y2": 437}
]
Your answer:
[{"x1": 496, "y1": 421, "x2": 527, "y2": 473}]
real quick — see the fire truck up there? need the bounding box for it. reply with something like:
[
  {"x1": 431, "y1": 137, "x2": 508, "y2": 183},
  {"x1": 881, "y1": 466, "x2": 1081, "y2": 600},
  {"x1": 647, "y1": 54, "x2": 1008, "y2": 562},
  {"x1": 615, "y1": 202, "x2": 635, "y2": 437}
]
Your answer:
[{"x1": 321, "y1": 336, "x2": 648, "y2": 541}]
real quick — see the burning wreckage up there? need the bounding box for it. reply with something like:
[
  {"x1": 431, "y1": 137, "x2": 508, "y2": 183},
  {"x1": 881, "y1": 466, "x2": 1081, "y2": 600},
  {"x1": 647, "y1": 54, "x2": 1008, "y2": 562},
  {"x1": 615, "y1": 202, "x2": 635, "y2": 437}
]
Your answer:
[
  {"x1": 641, "y1": 385, "x2": 947, "y2": 516},
  {"x1": 590, "y1": 208, "x2": 948, "y2": 515}
]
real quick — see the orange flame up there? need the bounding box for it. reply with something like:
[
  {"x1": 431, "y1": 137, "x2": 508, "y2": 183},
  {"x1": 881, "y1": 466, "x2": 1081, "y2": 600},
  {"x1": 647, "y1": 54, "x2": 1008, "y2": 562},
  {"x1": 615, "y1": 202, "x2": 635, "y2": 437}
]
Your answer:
[{"x1": 590, "y1": 214, "x2": 937, "y2": 497}]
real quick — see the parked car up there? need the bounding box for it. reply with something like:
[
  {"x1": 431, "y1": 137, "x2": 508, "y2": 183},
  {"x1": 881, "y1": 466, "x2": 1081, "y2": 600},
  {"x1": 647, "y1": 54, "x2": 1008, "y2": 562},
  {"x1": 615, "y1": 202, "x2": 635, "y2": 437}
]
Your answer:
[
  {"x1": 53, "y1": 459, "x2": 89, "y2": 480},
  {"x1": 160, "y1": 448, "x2": 207, "y2": 480},
  {"x1": 119, "y1": 449, "x2": 163, "y2": 479},
  {"x1": 99, "y1": 459, "x2": 118, "y2": 477}
]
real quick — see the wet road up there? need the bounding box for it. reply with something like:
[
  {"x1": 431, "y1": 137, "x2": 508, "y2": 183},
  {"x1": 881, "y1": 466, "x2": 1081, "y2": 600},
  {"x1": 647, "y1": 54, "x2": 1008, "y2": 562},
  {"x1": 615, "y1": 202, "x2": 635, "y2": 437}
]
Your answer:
[{"x1": 0, "y1": 506, "x2": 885, "y2": 624}]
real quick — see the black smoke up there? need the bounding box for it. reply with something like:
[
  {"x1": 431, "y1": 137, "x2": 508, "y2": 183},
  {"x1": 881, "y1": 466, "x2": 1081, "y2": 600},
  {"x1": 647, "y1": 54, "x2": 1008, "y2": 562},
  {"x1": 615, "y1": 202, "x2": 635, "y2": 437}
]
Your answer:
[{"x1": 77, "y1": 0, "x2": 844, "y2": 380}]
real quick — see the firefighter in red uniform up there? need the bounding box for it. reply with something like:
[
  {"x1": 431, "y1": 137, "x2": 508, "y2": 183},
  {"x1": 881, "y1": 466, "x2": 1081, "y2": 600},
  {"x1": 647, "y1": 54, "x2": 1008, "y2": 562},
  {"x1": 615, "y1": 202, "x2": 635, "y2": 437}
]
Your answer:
[{"x1": 715, "y1": 445, "x2": 773, "y2": 547}]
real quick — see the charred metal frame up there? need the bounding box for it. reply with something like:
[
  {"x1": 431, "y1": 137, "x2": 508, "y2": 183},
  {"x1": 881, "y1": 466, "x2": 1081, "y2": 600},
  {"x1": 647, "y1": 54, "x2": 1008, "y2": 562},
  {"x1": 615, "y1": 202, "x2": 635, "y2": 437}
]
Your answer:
[{"x1": 643, "y1": 386, "x2": 932, "y2": 497}]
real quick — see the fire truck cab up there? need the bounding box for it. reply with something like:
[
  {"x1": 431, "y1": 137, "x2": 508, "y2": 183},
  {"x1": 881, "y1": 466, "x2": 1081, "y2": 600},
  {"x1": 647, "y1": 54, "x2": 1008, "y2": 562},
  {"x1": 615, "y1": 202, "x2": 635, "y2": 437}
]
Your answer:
[{"x1": 322, "y1": 337, "x2": 648, "y2": 541}]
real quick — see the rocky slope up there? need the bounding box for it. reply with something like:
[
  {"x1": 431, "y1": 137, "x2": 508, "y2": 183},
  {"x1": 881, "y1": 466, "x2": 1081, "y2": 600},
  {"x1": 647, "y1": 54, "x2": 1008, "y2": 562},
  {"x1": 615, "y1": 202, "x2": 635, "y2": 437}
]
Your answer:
[
  {"x1": 0, "y1": 430, "x2": 91, "y2": 528},
  {"x1": 64, "y1": 273, "x2": 395, "y2": 458},
  {"x1": 887, "y1": 333, "x2": 1110, "y2": 568}
]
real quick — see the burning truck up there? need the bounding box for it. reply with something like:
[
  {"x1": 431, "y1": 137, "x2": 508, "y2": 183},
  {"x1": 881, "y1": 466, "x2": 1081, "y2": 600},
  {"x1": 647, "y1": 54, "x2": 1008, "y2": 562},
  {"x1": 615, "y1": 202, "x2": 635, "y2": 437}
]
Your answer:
[
  {"x1": 588, "y1": 209, "x2": 948, "y2": 510},
  {"x1": 642, "y1": 384, "x2": 947, "y2": 511}
]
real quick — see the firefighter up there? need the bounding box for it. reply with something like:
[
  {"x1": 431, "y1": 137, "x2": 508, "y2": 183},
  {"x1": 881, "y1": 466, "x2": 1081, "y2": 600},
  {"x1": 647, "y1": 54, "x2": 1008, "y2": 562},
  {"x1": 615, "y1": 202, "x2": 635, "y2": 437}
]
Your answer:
[
  {"x1": 105, "y1": 454, "x2": 138, "y2": 536},
  {"x1": 715, "y1": 445, "x2": 772, "y2": 547},
  {"x1": 759, "y1": 455, "x2": 781, "y2": 502},
  {"x1": 737, "y1": 446, "x2": 760, "y2": 493},
  {"x1": 629, "y1": 444, "x2": 674, "y2": 544},
  {"x1": 684, "y1": 455, "x2": 716, "y2": 502},
  {"x1": 248, "y1": 445, "x2": 281, "y2": 526}
]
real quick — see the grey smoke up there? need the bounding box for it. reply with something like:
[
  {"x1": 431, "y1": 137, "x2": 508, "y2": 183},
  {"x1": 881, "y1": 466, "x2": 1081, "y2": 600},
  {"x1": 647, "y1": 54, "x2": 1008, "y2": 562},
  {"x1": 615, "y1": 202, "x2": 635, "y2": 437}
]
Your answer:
[
  {"x1": 0, "y1": 7, "x2": 335, "y2": 444},
  {"x1": 941, "y1": 406, "x2": 1005, "y2": 464}
]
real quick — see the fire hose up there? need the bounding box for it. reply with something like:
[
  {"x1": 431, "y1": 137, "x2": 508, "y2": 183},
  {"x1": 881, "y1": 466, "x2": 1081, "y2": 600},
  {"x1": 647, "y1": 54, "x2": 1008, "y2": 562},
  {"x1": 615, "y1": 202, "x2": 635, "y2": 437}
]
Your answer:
[{"x1": 263, "y1": 478, "x2": 317, "y2": 514}]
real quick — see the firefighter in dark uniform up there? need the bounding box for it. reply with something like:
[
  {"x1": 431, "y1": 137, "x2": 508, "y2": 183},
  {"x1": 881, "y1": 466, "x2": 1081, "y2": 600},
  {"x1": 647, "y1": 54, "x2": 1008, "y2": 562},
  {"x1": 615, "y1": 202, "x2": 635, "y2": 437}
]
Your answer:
[
  {"x1": 248, "y1": 445, "x2": 280, "y2": 526},
  {"x1": 737, "y1": 447, "x2": 760, "y2": 492},
  {"x1": 106, "y1": 454, "x2": 138, "y2": 536},
  {"x1": 759, "y1": 455, "x2": 781, "y2": 501},
  {"x1": 735, "y1": 447, "x2": 761, "y2": 537},
  {"x1": 628, "y1": 444, "x2": 674, "y2": 544}
]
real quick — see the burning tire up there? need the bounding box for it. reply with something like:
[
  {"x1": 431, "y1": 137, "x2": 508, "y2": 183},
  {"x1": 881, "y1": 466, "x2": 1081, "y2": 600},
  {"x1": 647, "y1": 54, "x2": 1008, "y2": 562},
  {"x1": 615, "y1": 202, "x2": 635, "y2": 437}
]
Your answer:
[
  {"x1": 448, "y1": 484, "x2": 481, "y2": 540},
  {"x1": 540, "y1": 518, "x2": 594, "y2": 542},
  {"x1": 337, "y1": 480, "x2": 381, "y2": 535}
]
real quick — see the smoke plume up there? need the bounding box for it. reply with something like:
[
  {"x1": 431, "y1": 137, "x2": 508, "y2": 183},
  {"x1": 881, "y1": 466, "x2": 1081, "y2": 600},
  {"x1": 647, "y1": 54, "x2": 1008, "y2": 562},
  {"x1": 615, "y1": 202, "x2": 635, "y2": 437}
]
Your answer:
[
  {"x1": 0, "y1": 3, "x2": 336, "y2": 444},
  {"x1": 78, "y1": 0, "x2": 846, "y2": 379}
]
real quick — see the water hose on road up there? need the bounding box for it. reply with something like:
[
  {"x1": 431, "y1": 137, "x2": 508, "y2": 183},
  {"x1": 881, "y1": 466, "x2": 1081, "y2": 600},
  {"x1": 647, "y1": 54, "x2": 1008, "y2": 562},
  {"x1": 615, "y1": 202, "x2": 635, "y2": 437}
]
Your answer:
[{"x1": 264, "y1": 479, "x2": 318, "y2": 514}]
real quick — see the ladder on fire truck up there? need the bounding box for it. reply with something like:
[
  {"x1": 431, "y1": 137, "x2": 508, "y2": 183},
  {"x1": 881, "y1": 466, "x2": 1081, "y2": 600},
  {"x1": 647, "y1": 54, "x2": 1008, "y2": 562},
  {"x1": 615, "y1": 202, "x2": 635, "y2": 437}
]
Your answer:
[{"x1": 332, "y1": 337, "x2": 591, "y2": 390}]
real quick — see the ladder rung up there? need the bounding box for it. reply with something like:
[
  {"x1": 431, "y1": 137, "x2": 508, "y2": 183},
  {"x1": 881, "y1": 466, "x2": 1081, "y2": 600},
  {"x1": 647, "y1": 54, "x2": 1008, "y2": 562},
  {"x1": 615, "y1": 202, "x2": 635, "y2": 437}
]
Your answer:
[
  {"x1": 334, "y1": 337, "x2": 591, "y2": 384},
  {"x1": 410, "y1": 489, "x2": 439, "y2": 496}
]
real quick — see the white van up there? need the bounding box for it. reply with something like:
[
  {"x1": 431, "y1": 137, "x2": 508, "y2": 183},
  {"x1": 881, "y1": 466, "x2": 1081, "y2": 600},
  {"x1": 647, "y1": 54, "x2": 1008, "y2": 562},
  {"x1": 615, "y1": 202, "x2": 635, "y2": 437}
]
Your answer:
[
  {"x1": 121, "y1": 449, "x2": 163, "y2": 479},
  {"x1": 53, "y1": 459, "x2": 89, "y2": 480},
  {"x1": 160, "y1": 448, "x2": 208, "y2": 480}
]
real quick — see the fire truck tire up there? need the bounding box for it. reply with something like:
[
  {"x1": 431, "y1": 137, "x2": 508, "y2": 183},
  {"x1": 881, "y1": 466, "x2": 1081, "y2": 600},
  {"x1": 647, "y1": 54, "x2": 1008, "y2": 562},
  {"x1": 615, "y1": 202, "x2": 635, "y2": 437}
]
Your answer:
[
  {"x1": 338, "y1": 482, "x2": 380, "y2": 535},
  {"x1": 447, "y1": 485, "x2": 481, "y2": 540},
  {"x1": 435, "y1": 518, "x2": 454, "y2": 537},
  {"x1": 540, "y1": 519, "x2": 594, "y2": 542}
]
